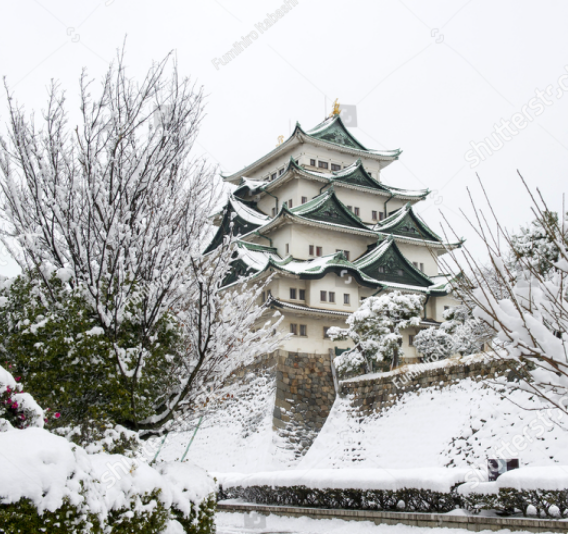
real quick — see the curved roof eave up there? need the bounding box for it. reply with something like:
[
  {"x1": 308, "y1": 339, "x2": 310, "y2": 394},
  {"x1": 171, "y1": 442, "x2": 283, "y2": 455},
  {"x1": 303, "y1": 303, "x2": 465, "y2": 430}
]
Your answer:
[{"x1": 222, "y1": 121, "x2": 402, "y2": 184}]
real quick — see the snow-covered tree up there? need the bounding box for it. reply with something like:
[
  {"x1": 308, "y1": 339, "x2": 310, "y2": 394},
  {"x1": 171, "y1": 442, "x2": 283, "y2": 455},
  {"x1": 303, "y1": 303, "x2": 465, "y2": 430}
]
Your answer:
[
  {"x1": 413, "y1": 326, "x2": 454, "y2": 362},
  {"x1": 0, "y1": 49, "x2": 279, "y2": 436},
  {"x1": 330, "y1": 291, "x2": 424, "y2": 376},
  {"x1": 442, "y1": 175, "x2": 568, "y2": 419}
]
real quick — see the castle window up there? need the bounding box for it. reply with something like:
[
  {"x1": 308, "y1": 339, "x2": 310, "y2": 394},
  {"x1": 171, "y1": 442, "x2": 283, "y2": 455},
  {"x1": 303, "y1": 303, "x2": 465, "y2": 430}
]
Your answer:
[
  {"x1": 344, "y1": 293, "x2": 350, "y2": 305},
  {"x1": 290, "y1": 288, "x2": 296, "y2": 299},
  {"x1": 413, "y1": 261, "x2": 418, "y2": 268},
  {"x1": 354, "y1": 207, "x2": 360, "y2": 216},
  {"x1": 300, "y1": 324, "x2": 307, "y2": 337},
  {"x1": 301, "y1": 196, "x2": 307, "y2": 204},
  {"x1": 279, "y1": 168, "x2": 285, "y2": 176},
  {"x1": 271, "y1": 173, "x2": 277, "y2": 181},
  {"x1": 379, "y1": 212, "x2": 384, "y2": 221},
  {"x1": 316, "y1": 246, "x2": 323, "y2": 256},
  {"x1": 290, "y1": 323, "x2": 298, "y2": 335},
  {"x1": 329, "y1": 292, "x2": 336, "y2": 303},
  {"x1": 271, "y1": 207, "x2": 276, "y2": 217},
  {"x1": 420, "y1": 263, "x2": 424, "y2": 272},
  {"x1": 299, "y1": 289, "x2": 306, "y2": 300},
  {"x1": 310, "y1": 159, "x2": 316, "y2": 166},
  {"x1": 347, "y1": 205, "x2": 352, "y2": 211},
  {"x1": 309, "y1": 245, "x2": 314, "y2": 256},
  {"x1": 318, "y1": 161, "x2": 329, "y2": 170},
  {"x1": 372, "y1": 210, "x2": 378, "y2": 221},
  {"x1": 320, "y1": 291, "x2": 327, "y2": 302},
  {"x1": 323, "y1": 327, "x2": 331, "y2": 339},
  {"x1": 409, "y1": 335, "x2": 415, "y2": 347},
  {"x1": 286, "y1": 243, "x2": 290, "y2": 254},
  {"x1": 444, "y1": 306, "x2": 450, "y2": 311},
  {"x1": 288, "y1": 199, "x2": 293, "y2": 208},
  {"x1": 331, "y1": 163, "x2": 341, "y2": 171}
]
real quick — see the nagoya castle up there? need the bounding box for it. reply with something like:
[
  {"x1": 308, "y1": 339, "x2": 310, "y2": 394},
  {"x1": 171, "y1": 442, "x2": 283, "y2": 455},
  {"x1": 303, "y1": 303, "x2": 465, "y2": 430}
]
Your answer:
[{"x1": 208, "y1": 102, "x2": 461, "y2": 365}]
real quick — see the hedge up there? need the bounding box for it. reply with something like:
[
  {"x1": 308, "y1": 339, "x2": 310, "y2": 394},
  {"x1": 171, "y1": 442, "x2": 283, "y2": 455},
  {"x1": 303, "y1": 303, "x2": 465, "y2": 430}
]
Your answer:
[
  {"x1": 219, "y1": 484, "x2": 568, "y2": 519},
  {"x1": 0, "y1": 490, "x2": 216, "y2": 534}
]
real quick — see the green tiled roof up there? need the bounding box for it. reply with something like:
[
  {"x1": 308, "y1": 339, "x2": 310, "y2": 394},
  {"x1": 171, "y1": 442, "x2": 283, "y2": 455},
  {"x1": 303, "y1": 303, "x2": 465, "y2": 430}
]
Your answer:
[
  {"x1": 375, "y1": 203, "x2": 442, "y2": 242},
  {"x1": 290, "y1": 186, "x2": 371, "y2": 231},
  {"x1": 355, "y1": 236, "x2": 433, "y2": 288}
]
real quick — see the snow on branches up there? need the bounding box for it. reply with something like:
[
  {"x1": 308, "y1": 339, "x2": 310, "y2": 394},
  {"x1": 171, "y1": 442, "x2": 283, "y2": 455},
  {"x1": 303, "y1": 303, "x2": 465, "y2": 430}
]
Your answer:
[
  {"x1": 330, "y1": 291, "x2": 423, "y2": 376},
  {"x1": 0, "y1": 49, "x2": 278, "y2": 435},
  {"x1": 441, "y1": 174, "x2": 568, "y2": 418}
]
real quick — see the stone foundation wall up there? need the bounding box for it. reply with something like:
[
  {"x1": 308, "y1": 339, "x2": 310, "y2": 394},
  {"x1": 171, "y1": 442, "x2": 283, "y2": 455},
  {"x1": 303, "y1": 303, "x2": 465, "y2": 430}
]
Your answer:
[
  {"x1": 272, "y1": 351, "x2": 337, "y2": 459},
  {"x1": 340, "y1": 357, "x2": 516, "y2": 417}
]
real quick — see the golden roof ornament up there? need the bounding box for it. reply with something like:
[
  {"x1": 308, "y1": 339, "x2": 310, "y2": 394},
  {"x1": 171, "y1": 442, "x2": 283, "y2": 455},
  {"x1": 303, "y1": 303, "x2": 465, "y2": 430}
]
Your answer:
[
  {"x1": 276, "y1": 135, "x2": 284, "y2": 146},
  {"x1": 330, "y1": 98, "x2": 341, "y2": 117}
]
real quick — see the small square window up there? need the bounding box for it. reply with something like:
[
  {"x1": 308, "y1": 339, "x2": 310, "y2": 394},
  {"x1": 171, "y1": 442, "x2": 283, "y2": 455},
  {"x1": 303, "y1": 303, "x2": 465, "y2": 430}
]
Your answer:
[
  {"x1": 444, "y1": 306, "x2": 450, "y2": 311},
  {"x1": 316, "y1": 246, "x2": 323, "y2": 257},
  {"x1": 279, "y1": 168, "x2": 284, "y2": 176},
  {"x1": 347, "y1": 205, "x2": 352, "y2": 211},
  {"x1": 300, "y1": 324, "x2": 307, "y2": 337},
  {"x1": 310, "y1": 159, "x2": 316, "y2": 166},
  {"x1": 329, "y1": 291, "x2": 335, "y2": 303},
  {"x1": 345, "y1": 251, "x2": 350, "y2": 261},
  {"x1": 290, "y1": 323, "x2": 298, "y2": 335},
  {"x1": 379, "y1": 212, "x2": 384, "y2": 221},
  {"x1": 409, "y1": 335, "x2": 415, "y2": 347},
  {"x1": 309, "y1": 245, "x2": 314, "y2": 256},
  {"x1": 288, "y1": 199, "x2": 293, "y2": 208},
  {"x1": 413, "y1": 261, "x2": 418, "y2": 268},
  {"x1": 354, "y1": 207, "x2": 360, "y2": 216},
  {"x1": 301, "y1": 196, "x2": 308, "y2": 204},
  {"x1": 420, "y1": 263, "x2": 424, "y2": 272},
  {"x1": 331, "y1": 163, "x2": 341, "y2": 171},
  {"x1": 320, "y1": 291, "x2": 327, "y2": 302},
  {"x1": 318, "y1": 161, "x2": 329, "y2": 169},
  {"x1": 271, "y1": 173, "x2": 277, "y2": 181},
  {"x1": 271, "y1": 207, "x2": 276, "y2": 217},
  {"x1": 286, "y1": 243, "x2": 290, "y2": 255},
  {"x1": 323, "y1": 327, "x2": 331, "y2": 339},
  {"x1": 290, "y1": 288, "x2": 296, "y2": 299},
  {"x1": 299, "y1": 289, "x2": 306, "y2": 300},
  {"x1": 372, "y1": 210, "x2": 378, "y2": 221},
  {"x1": 344, "y1": 293, "x2": 350, "y2": 305}
]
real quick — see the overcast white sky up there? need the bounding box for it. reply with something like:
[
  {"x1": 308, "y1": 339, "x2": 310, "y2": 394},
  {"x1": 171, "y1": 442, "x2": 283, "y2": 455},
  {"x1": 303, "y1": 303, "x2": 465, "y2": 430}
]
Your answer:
[{"x1": 1, "y1": 0, "x2": 568, "y2": 276}]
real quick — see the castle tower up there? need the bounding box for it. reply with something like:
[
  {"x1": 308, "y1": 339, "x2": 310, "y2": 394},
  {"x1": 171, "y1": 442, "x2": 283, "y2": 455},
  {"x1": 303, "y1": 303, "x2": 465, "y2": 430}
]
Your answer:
[{"x1": 209, "y1": 110, "x2": 462, "y2": 364}]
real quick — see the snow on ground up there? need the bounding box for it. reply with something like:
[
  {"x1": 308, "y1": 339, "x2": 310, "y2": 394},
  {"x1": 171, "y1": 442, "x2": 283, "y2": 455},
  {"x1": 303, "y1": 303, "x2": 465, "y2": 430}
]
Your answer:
[
  {"x1": 299, "y1": 378, "x2": 568, "y2": 471},
  {"x1": 155, "y1": 372, "x2": 568, "y2": 477},
  {"x1": 216, "y1": 512, "x2": 540, "y2": 534},
  {"x1": 155, "y1": 371, "x2": 289, "y2": 472}
]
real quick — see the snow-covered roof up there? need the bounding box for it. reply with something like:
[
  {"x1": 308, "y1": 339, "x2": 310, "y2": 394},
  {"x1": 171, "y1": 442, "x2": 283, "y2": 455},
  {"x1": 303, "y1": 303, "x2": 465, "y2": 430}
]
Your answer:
[{"x1": 222, "y1": 115, "x2": 401, "y2": 184}]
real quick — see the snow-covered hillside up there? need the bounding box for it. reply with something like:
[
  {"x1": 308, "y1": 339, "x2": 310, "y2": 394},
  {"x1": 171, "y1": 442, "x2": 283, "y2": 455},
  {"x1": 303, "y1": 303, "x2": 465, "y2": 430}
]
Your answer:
[
  {"x1": 157, "y1": 374, "x2": 568, "y2": 475},
  {"x1": 155, "y1": 372, "x2": 293, "y2": 472},
  {"x1": 300, "y1": 378, "x2": 568, "y2": 470}
]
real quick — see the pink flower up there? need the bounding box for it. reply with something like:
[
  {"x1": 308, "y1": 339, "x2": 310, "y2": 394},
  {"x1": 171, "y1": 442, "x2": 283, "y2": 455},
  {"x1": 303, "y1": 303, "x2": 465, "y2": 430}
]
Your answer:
[
  {"x1": 11, "y1": 401, "x2": 18, "y2": 409},
  {"x1": 15, "y1": 377, "x2": 20, "y2": 382},
  {"x1": 6, "y1": 386, "x2": 10, "y2": 393},
  {"x1": 54, "y1": 412, "x2": 61, "y2": 419},
  {"x1": 20, "y1": 415, "x2": 25, "y2": 420},
  {"x1": 44, "y1": 418, "x2": 48, "y2": 423}
]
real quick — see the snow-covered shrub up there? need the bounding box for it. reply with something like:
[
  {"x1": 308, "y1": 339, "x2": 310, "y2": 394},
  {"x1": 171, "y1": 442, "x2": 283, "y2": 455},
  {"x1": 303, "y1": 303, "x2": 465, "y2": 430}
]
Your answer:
[
  {"x1": 330, "y1": 291, "x2": 424, "y2": 376},
  {"x1": 0, "y1": 362, "x2": 44, "y2": 431},
  {"x1": 0, "y1": 428, "x2": 217, "y2": 533},
  {"x1": 413, "y1": 326, "x2": 454, "y2": 362}
]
